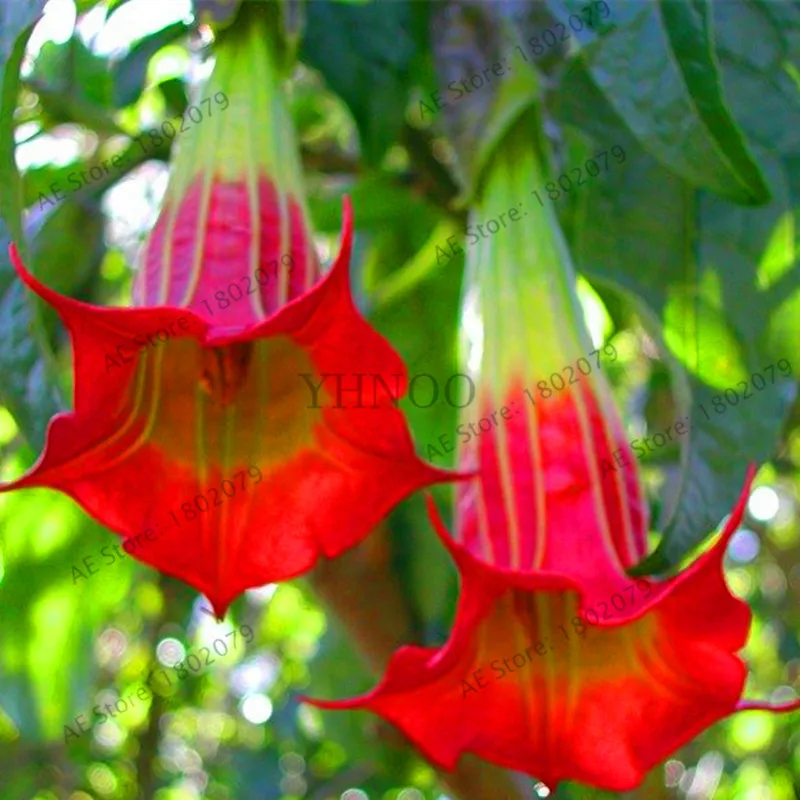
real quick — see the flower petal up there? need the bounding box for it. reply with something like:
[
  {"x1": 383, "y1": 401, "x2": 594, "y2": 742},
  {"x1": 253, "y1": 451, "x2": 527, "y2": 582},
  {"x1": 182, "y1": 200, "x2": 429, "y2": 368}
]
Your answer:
[
  {"x1": 4, "y1": 203, "x2": 453, "y2": 615},
  {"x1": 456, "y1": 378, "x2": 650, "y2": 609},
  {"x1": 306, "y1": 482, "x2": 761, "y2": 792},
  {"x1": 136, "y1": 176, "x2": 319, "y2": 326}
]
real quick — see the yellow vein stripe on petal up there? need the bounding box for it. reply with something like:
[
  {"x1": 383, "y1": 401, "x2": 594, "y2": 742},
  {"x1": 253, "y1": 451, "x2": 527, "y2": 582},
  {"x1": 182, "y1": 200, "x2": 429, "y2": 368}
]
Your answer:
[
  {"x1": 194, "y1": 379, "x2": 210, "y2": 585},
  {"x1": 569, "y1": 378, "x2": 627, "y2": 575},
  {"x1": 245, "y1": 58, "x2": 266, "y2": 322},
  {"x1": 95, "y1": 345, "x2": 167, "y2": 473},
  {"x1": 584, "y1": 379, "x2": 645, "y2": 565},
  {"x1": 510, "y1": 596, "x2": 537, "y2": 757},
  {"x1": 46, "y1": 349, "x2": 151, "y2": 481}
]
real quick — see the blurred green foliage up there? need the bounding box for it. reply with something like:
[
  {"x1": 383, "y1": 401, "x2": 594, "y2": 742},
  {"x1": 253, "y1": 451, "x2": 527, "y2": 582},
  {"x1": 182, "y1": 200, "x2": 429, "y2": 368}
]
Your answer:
[{"x1": 0, "y1": 0, "x2": 798, "y2": 799}]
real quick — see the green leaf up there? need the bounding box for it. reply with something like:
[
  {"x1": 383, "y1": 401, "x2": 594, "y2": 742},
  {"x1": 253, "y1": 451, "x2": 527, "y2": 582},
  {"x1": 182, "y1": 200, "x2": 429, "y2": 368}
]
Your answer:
[
  {"x1": 32, "y1": 37, "x2": 113, "y2": 113},
  {"x1": 0, "y1": 3, "x2": 64, "y2": 449},
  {"x1": 713, "y1": 0, "x2": 800, "y2": 157},
  {"x1": 300, "y1": 0, "x2": 417, "y2": 165},
  {"x1": 756, "y1": 0, "x2": 800, "y2": 64},
  {"x1": 0, "y1": 0, "x2": 46, "y2": 58},
  {"x1": 580, "y1": 0, "x2": 770, "y2": 205},
  {"x1": 558, "y1": 64, "x2": 796, "y2": 573},
  {"x1": 371, "y1": 218, "x2": 461, "y2": 308},
  {"x1": 110, "y1": 21, "x2": 190, "y2": 108},
  {"x1": 368, "y1": 231, "x2": 464, "y2": 626},
  {"x1": 543, "y1": 0, "x2": 620, "y2": 47},
  {"x1": 308, "y1": 174, "x2": 428, "y2": 234},
  {"x1": 644, "y1": 151, "x2": 798, "y2": 572},
  {"x1": 26, "y1": 197, "x2": 106, "y2": 346},
  {"x1": 75, "y1": 0, "x2": 105, "y2": 11}
]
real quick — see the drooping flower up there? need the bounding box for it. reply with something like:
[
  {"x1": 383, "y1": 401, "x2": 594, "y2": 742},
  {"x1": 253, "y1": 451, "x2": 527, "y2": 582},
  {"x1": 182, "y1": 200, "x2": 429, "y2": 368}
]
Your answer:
[
  {"x1": 306, "y1": 117, "x2": 799, "y2": 790},
  {"x1": 2, "y1": 4, "x2": 450, "y2": 616}
]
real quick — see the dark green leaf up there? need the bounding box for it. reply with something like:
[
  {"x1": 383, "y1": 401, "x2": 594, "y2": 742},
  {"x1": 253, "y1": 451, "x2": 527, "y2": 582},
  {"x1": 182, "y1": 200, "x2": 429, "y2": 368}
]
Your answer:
[
  {"x1": 158, "y1": 76, "x2": 189, "y2": 118},
  {"x1": 192, "y1": 0, "x2": 243, "y2": 31},
  {"x1": 659, "y1": 0, "x2": 769, "y2": 199},
  {"x1": 645, "y1": 151, "x2": 799, "y2": 572},
  {"x1": 580, "y1": 0, "x2": 770, "y2": 205},
  {"x1": 755, "y1": 0, "x2": 800, "y2": 63},
  {"x1": 301, "y1": 0, "x2": 417, "y2": 165},
  {"x1": 0, "y1": 4, "x2": 64, "y2": 448},
  {"x1": 543, "y1": 0, "x2": 619, "y2": 47},
  {"x1": 713, "y1": 0, "x2": 800, "y2": 157},
  {"x1": 110, "y1": 21, "x2": 190, "y2": 108},
  {"x1": 27, "y1": 196, "x2": 106, "y2": 346},
  {"x1": 558, "y1": 64, "x2": 796, "y2": 573}
]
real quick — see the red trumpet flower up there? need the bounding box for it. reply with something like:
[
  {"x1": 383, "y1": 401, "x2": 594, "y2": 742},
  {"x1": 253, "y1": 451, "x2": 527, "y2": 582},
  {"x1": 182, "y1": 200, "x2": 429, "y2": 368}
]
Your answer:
[
  {"x1": 312, "y1": 456, "x2": 800, "y2": 790},
  {"x1": 307, "y1": 120, "x2": 799, "y2": 790},
  {"x1": 1, "y1": 6, "x2": 449, "y2": 616}
]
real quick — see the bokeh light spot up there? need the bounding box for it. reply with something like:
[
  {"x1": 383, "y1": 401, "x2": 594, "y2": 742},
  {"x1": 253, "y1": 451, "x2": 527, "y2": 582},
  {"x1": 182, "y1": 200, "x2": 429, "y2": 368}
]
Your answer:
[
  {"x1": 240, "y1": 694, "x2": 273, "y2": 724},
  {"x1": 730, "y1": 712, "x2": 775, "y2": 753},
  {"x1": 748, "y1": 485, "x2": 780, "y2": 522},
  {"x1": 156, "y1": 637, "x2": 186, "y2": 666},
  {"x1": 729, "y1": 529, "x2": 760, "y2": 563}
]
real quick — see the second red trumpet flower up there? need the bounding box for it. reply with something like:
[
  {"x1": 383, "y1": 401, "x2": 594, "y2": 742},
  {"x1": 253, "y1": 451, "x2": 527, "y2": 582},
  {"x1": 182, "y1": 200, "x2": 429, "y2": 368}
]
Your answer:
[{"x1": 307, "y1": 118, "x2": 800, "y2": 790}]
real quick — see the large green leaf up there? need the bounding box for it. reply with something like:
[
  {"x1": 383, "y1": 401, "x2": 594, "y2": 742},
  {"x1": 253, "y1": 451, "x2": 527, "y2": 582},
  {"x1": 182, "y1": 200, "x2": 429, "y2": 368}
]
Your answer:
[
  {"x1": 0, "y1": 3, "x2": 64, "y2": 449},
  {"x1": 557, "y1": 63, "x2": 797, "y2": 573},
  {"x1": 713, "y1": 0, "x2": 800, "y2": 157},
  {"x1": 300, "y1": 0, "x2": 418, "y2": 165},
  {"x1": 644, "y1": 0, "x2": 800, "y2": 569},
  {"x1": 27, "y1": 35, "x2": 124, "y2": 137},
  {"x1": 581, "y1": 0, "x2": 769, "y2": 205},
  {"x1": 34, "y1": 37, "x2": 112, "y2": 110},
  {"x1": 648, "y1": 151, "x2": 799, "y2": 572}
]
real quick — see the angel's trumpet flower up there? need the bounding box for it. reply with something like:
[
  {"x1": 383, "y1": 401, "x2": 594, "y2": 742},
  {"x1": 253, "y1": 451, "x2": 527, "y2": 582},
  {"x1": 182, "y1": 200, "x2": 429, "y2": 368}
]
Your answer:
[
  {"x1": 3, "y1": 4, "x2": 449, "y2": 616},
  {"x1": 307, "y1": 118, "x2": 799, "y2": 790}
]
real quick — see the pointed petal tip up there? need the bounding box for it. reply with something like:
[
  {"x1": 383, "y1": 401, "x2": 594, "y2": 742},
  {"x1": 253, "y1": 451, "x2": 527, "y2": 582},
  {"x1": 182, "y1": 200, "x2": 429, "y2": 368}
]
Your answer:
[
  {"x1": 7, "y1": 240, "x2": 91, "y2": 316},
  {"x1": 206, "y1": 598, "x2": 231, "y2": 621},
  {"x1": 737, "y1": 697, "x2": 800, "y2": 714},
  {"x1": 341, "y1": 194, "x2": 352, "y2": 225},
  {"x1": 423, "y1": 492, "x2": 470, "y2": 568},
  {"x1": 720, "y1": 462, "x2": 758, "y2": 542},
  {"x1": 320, "y1": 194, "x2": 354, "y2": 292},
  {"x1": 199, "y1": 605, "x2": 227, "y2": 623},
  {"x1": 299, "y1": 693, "x2": 366, "y2": 711},
  {"x1": 339, "y1": 194, "x2": 353, "y2": 251},
  {"x1": 420, "y1": 462, "x2": 473, "y2": 491}
]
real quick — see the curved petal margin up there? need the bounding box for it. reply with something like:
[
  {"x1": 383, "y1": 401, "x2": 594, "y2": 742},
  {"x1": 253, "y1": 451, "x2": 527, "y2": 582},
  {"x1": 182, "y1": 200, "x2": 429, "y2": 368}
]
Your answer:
[
  {"x1": 304, "y1": 473, "x2": 798, "y2": 791},
  {"x1": 2, "y1": 200, "x2": 457, "y2": 616}
]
